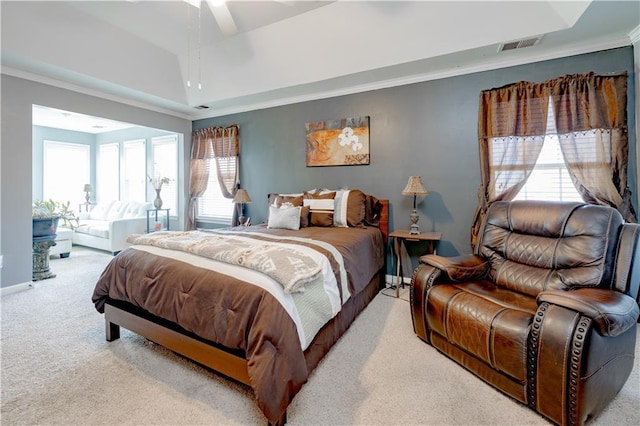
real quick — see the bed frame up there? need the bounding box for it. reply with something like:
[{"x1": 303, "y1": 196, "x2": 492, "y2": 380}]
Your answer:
[{"x1": 103, "y1": 200, "x2": 389, "y2": 425}]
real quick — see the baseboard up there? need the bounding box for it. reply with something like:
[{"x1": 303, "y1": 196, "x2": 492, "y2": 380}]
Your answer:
[{"x1": 1, "y1": 281, "x2": 34, "y2": 297}]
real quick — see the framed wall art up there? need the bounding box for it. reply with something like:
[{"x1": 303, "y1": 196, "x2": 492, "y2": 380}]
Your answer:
[{"x1": 305, "y1": 116, "x2": 370, "y2": 167}]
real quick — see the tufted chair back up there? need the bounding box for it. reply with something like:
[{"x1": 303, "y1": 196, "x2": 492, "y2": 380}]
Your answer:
[{"x1": 475, "y1": 202, "x2": 624, "y2": 297}]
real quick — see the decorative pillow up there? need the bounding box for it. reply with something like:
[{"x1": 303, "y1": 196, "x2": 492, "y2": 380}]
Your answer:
[
  {"x1": 267, "y1": 193, "x2": 308, "y2": 227},
  {"x1": 267, "y1": 205, "x2": 301, "y2": 230},
  {"x1": 333, "y1": 189, "x2": 367, "y2": 227},
  {"x1": 304, "y1": 191, "x2": 336, "y2": 226},
  {"x1": 299, "y1": 205, "x2": 310, "y2": 228},
  {"x1": 268, "y1": 193, "x2": 304, "y2": 207},
  {"x1": 364, "y1": 194, "x2": 382, "y2": 226}
]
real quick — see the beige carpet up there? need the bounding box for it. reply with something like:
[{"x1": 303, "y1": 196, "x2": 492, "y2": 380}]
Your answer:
[{"x1": 1, "y1": 246, "x2": 639, "y2": 425}]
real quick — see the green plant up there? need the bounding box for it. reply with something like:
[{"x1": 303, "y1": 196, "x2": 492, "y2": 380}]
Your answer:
[{"x1": 32, "y1": 199, "x2": 80, "y2": 229}]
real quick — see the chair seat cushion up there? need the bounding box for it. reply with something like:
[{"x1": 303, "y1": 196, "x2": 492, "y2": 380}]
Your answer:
[
  {"x1": 427, "y1": 280, "x2": 537, "y2": 382},
  {"x1": 75, "y1": 220, "x2": 110, "y2": 239}
]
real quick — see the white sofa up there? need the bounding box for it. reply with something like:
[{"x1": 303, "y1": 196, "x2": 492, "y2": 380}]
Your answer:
[{"x1": 73, "y1": 200, "x2": 153, "y2": 254}]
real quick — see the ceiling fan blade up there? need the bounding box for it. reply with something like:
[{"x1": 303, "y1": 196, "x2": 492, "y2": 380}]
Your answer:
[{"x1": 206, "y1": 0, "x2": 238, "y2": 36}]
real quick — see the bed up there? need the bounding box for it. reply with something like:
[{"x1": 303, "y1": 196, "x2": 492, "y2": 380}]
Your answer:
[{"x1": 92, "y1": 191, "x2": 388, "y2": 425}]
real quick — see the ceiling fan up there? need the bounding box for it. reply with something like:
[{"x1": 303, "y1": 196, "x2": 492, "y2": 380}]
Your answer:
[
  {"x1": 185, "y1": 0, "x2": 240, "y2": 37},
  {"x1": 185, "y1": 0, "x2": 294, "y2": 37}
]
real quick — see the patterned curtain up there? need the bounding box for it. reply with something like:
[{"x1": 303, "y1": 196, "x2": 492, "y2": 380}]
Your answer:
[
  {"x1": 549, "y1": 72, "x2": 636, "y2": 222},
  {"x1": 471, "y1": 71, "x2": 636, "y2": 249},
  {"x1": 186, "y1": 125, "x2": 240, "y2": 230},
  {"x1": 471, "y1": 81, "x2": 549, "y2": 249}
]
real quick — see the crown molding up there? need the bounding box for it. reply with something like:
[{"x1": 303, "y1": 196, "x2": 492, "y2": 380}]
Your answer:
[
  {"x1": 3, "y1": 34, "x2": 635, "y2": 123},
  {"x1": 1, "y1": 66, "x2": 193, "y2": 121},
  {"x1": 630, "y1": 25, "x2": 640, "y2": 44},
  {"x1": 195, "y1": 36, "x2": 634, "y2": 119}
]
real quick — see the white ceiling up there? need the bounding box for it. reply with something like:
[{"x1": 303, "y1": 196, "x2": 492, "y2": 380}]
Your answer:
[{"x1": 2, "y1": 0, "x2": 639, "y2": 131}]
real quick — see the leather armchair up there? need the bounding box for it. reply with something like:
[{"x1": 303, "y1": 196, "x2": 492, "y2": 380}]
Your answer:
[{"x1": 411, "y1": 201, "x2": 639, "y2": 426}]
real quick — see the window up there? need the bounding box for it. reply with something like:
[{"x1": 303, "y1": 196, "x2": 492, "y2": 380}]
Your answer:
[
  {"x1": 43, "y1": 140, "x2": 90, "y2": 205},
  {"x1": 151, "y1": 135, "x2": 178, "y2": 213},
  {"x1": 97, "y1": 143, "x2": 119, "y2": 203},
  {"x1": 197, "y1": 165, "x2": 234, "y2": 224},
  {"x1": 122, "y1": 139, "x2": 146, "y2": 202},
  {"x1": 492, "y1": 99, "x2": 583, "y2": 202}
]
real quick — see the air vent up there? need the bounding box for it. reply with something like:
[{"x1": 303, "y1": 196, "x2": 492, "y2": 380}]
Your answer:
[
  {"x1": 194, "y1": 105, "x2": 210, "y2": 110},
  {"x1": 498, "y1": 35, "x2": 542, "y2": 52}
]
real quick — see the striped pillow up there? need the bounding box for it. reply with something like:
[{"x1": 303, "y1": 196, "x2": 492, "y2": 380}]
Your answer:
[
  {"x1": 303, "y1": 191, "x2": 336, "y2": 226},
  {"x1": 333, "y1": 189, "x2": 367, "y2": 227}
]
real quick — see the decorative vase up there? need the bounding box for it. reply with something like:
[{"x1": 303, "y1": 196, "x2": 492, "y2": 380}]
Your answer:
[{"x1": 153, "y1": 189, "x2": 163, "y2": 209}]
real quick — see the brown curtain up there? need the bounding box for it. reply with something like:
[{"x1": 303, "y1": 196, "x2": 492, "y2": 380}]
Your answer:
[
  {"x1": 471, "y1": 72, "x2": 637, "y2": 248},
  {"x1": 470, "y1": 81, "x2": 549, "y2": 249},
  {"x1": 186, "y1": 125, "x2": 240, "y2": 230},
  {"x1": 549, "y1": 72, "x2": 636, "y2": 222}
]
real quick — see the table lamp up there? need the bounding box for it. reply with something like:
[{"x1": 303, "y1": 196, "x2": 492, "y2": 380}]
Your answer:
[
  {"x1": 233, "y1": 188, "x2": 252, "y2": 226},
  {"x1": 401, "y1": 176, "x2": 428, "y2": 234},
  {"x1": 83, "y1": 184, "x2": 93, "y2": 204}
]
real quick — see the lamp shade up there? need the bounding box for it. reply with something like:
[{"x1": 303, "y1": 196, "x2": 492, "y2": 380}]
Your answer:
[
  {"x1": 83, "y1": 184, "x2": 93, "y2": 192},
  {"x1": 233, "y1": 188, "x2": 252, "y2": 204},
  {"x1": 401, "y1": 176, "x2": 428, "y2": 196}
]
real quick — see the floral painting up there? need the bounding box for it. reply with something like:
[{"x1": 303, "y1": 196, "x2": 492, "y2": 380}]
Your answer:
[{"x1": 305, "y1": 116, "x2": 370, "y2": 166}]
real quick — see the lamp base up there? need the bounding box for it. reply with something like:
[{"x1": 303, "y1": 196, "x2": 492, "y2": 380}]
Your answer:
[{"x1": 409, "y1": 209, "x2": 420, "y2": 234}]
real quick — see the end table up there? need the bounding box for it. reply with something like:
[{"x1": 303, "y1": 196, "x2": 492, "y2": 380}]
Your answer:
[
  {"x1": 389, "y1": 229, "x2": 441, "y2": 297},
  {"x1": 146, "y1": 209, "x2": 170, "y2": 233}
]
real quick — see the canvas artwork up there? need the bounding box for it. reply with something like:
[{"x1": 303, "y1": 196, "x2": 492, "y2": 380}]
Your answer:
[{"x1": 305, "y1": 116, "x2": 370, "y2": 166}]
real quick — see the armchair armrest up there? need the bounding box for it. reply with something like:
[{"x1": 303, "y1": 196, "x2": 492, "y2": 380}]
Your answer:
[
  {"x1": 418, "y1": 254, "x2": 489, "y2": 283},
  {"x1": 411, "y1": 254, "x2": 489, "y2": 342},
  {"x1": 538, "y1": 288, "x2": 640, "y2": 337}
]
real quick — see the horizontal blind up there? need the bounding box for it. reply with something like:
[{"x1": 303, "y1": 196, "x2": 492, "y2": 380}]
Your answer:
[{"x1": 196, "y1": 159, "x2": 233, "y2": 223}]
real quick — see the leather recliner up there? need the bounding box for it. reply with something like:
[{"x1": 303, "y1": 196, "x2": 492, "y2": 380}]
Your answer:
[{"x1": 411, "y1": 201, "x2": 639, "y2": 426}]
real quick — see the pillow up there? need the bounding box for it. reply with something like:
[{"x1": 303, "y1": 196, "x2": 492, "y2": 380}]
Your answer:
[
  {"x1": 305, "y1": 191, "x2": 336, "y2": 200},
  {"x1": 267, "y1": 193, "x2": 308, "y2": 227},
  {"x1": 333, "y1": 189, "x2": 367, "y2": 227},
  {"x1": 304, "y1": 191, "x2": 336, "y2": 226},
  {"x1": 268, "y1": 193, "x2": 304, "y2": 207},
  {"x1": 299, "y1": 205, "x2": 310, "y2": 228},
  {"x1": 267, "y1": 205, "x2": 301, "y2": 230},
  {"x1": 364, "y1": 194, "x2": 382, "y2": 226}
]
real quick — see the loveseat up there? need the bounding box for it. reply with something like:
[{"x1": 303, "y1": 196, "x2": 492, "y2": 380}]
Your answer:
[
  {"x1": 73, "y1": 200, "x2": 152, "y2": 254},
  {"x1": 411, "y1": 201, "x2": 639, "y2": 425}
]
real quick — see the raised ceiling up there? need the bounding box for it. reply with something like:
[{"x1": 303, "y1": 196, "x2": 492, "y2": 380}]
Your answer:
[{"x1": 2, "y1": 1, "x2": 639, "y2": 123}]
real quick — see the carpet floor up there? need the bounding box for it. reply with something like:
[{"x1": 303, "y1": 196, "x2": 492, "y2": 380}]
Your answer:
[{"x1": 1, "y1": 246, "x2": 639, "y2": 425}]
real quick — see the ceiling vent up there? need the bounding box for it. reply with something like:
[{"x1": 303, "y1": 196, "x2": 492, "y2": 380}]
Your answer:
[
  {"x1": 194, "y1": 105, "x2": 210, "y2": 110},
  {"x1": 498, "y1": 35, "x2": 543, "y2": 52}
]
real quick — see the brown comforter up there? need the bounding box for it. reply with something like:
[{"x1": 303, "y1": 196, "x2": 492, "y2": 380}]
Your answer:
[{"x1": 92, "y1": 225, "x2": 384, "y2": 422}]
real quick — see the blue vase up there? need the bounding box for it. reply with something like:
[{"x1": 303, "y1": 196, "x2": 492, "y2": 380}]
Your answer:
[{"x1": 32, "y1": 217, "x2": 59, "y2": 238}]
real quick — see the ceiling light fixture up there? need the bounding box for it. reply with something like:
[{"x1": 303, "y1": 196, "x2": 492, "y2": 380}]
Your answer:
[{"x1": 185, "y1": 0, "x2": 202, "y2": 91}]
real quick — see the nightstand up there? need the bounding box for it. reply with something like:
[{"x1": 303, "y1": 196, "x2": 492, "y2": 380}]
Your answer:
[
  {"x1": 146, "y1": 209, "x2": 170, "y2": 233},
  {"x1": 389, "y1": 229, "x2": 441, "y2": 297},
  {"x1": 78, "y1": 202, "x2": 96, "y2": 213}
]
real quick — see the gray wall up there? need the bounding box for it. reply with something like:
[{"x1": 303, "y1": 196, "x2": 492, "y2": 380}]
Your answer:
[
  {"x1": 2, "y1": 47, "x2": 636, "y2": 288},
  {"x1": 1, "y1": 74, "x2": 192, "y2": 288},
  {"x1": 194, "y1": 47, "x2": 638, "y2": 267}
]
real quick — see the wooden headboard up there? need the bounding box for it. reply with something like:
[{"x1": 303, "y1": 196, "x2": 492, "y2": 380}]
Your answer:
[{"x1": 379, "y1": 199, "x2": 389, "y2": 245}]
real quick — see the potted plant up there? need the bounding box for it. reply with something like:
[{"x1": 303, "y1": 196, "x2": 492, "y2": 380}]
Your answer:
[{"x1": 32, "y1": 199, "x2": 79, "y2": 237}]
